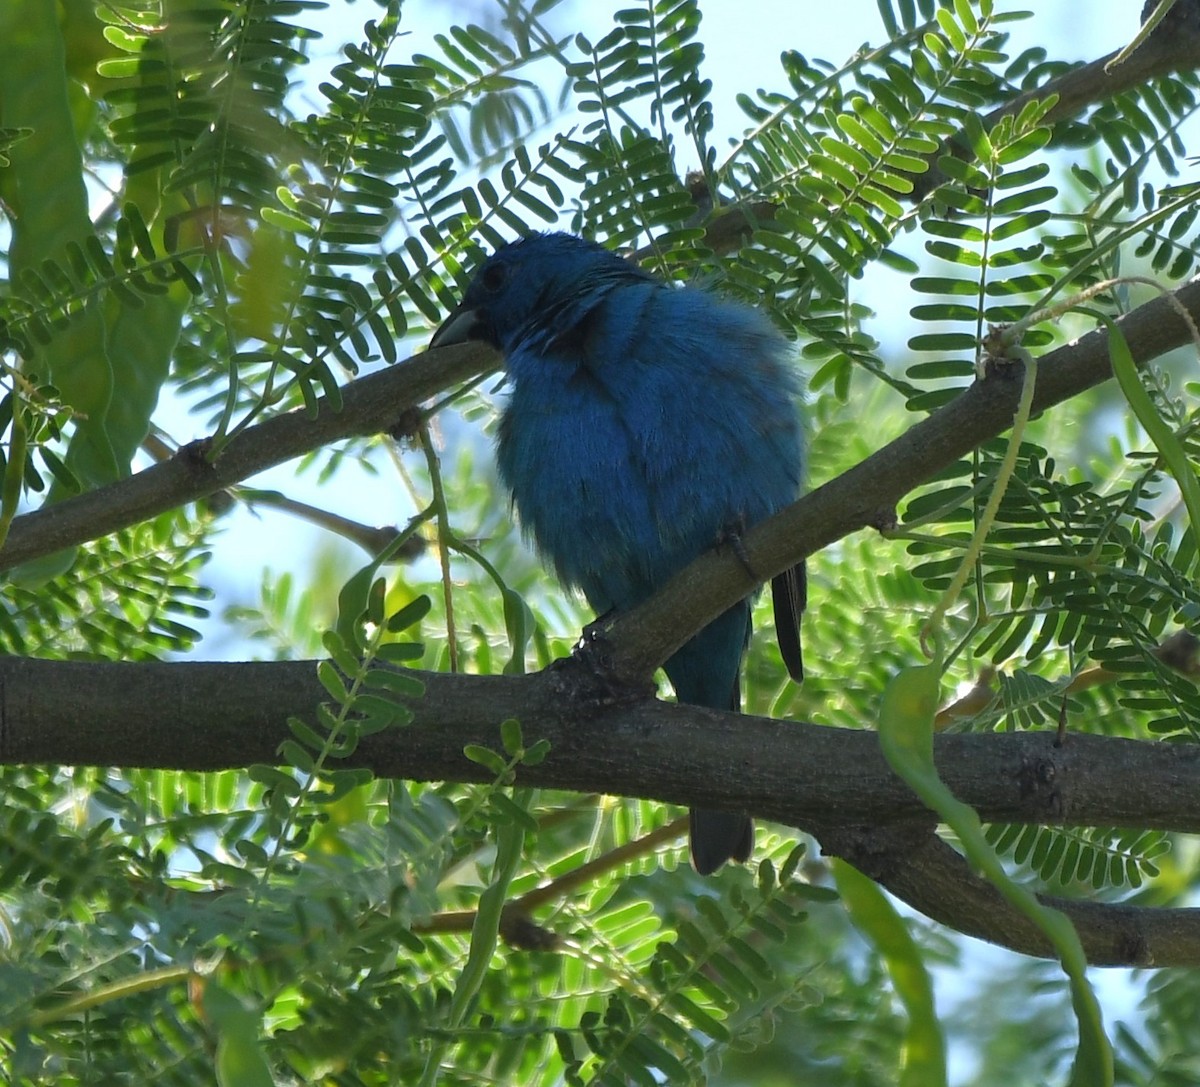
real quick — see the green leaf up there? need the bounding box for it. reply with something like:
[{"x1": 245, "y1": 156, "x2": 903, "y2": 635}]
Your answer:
[
  {"x1": 499, "y1": 717, "x2": 523, "y2": 755},
  {"x1": 202, "y1": 982, "x2": 276, "y2": 1087},
  {"x1": 1108, "y1": 321, "x2": 1200, "y2": 576},
  {"x1": 834, "y1": 860, "x2": 947, "y2": 1087},
  {"x1": 878, "y1": 658, "x2": 1113, "y2": 1087},
  {"x1": 464, "y1": 744, "x2": 508, "y2": 775}
]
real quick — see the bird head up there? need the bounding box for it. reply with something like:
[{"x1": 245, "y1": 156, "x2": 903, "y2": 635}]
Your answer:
[{"x1": 429, "y1": 232, "x2": 647, "y2": 356}]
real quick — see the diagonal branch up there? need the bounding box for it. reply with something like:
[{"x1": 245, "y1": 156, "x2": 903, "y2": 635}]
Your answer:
[
  {"x1": 705, "y1": 2, "x2": 1200, "y2": 215},
  {"x1": 819, "y1": 824, "x2": 1200, "y2": 967},
  {"x1": 600, "y1": 274, "x2": 1200, "y2": 684},
  {"x1": 3, "y1": 267, "x2": 1198, "y2": 682},
  {"x1": 910, "y1": 0, "x2": 1200, "y2": 199},
  {"x1": 0, "y1": 340, "x2": 495, "y2": 570}
]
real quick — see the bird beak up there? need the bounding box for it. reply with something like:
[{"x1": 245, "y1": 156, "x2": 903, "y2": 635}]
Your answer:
[{"x1": 429, "y1": 304, "x2": 483, "y2": 349}]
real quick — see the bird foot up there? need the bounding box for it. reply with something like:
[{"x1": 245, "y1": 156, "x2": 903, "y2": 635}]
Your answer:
[
  {"x1": 717, "y1": 522, "x2": 762, "y2": 584},
  {"x1": 542, "y1": 618, "x2": 654, "y2": 708}
]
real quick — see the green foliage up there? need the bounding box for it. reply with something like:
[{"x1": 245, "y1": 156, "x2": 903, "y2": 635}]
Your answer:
[
  {"x1": 0, "y1": 508, "x2": 211, "y2": 659},
  {"x1": 3, "y1": 0, "x2": 1200, "y2": 1083},
  {"x1": 984, "y1": 821, "x2": 1171, "y2": 889},
  {"x1": 561, "y1": 851, "x2": 832, "y2": 1086},
  {"x1": 833, "y1": 860, "x2": 947, "y2": 1087}
]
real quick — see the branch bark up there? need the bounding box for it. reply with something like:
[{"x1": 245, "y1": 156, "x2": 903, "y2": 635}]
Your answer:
[
  {"x1": 820, "y1": 824, "x2": 1200, "y2": 967},
  {"x1": 5, "y1": 655, "x2": 1200, "y2": 966},
  {"x1": 0, "y1": 340, "x2": 495, "y2": 570}
]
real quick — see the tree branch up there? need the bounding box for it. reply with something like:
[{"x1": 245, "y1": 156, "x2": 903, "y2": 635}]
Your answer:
[
  {"x1": 600, "y1": 274, "x2": 1200, "y2": 684},
  {"x1": 820, "y1": 824, "x2": 1200, "y2": 967},
  {"x1": 2, "y1": 19, "x2": 1196, "y2": 971},
  {"x1": 0, "y1": 340, "x2": 495, "y2": 570},
  {"x1": 5, "y1": 655, "x2": 1200, "y2": 966},
  {"x1": 3, "y1": 264, "x2": 1197, "y2": 680},
  {"x1": 908, "y1": 0, "x2": 1200, "y2": 199}
]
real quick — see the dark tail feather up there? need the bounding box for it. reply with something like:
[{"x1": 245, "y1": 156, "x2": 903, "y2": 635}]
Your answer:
[
  {"x1": 686, "y1": 565, "x2": 802, "y2": 874},
  {"x1": 668, "y1": 609, "x2": 756, "y2": 875},
  {"x1": 690, "y1": 809, "x2": 754, "y2": 875}
]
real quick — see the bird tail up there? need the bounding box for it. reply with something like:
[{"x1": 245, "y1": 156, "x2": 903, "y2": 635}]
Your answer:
[
  {"x1": 689, "y1": 809, "x2": 753, "y2": 876},
  {"x1": 664, "y1": 605, "x2": 756, "y2": 875}
]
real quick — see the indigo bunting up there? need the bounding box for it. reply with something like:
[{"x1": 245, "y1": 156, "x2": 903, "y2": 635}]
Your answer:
[{"x1": 431, "y1": 232, "x2": 804, "y2": 874}]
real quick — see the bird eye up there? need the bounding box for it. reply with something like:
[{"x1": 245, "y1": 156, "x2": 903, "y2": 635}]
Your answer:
[{"x1": 480, "y1": 263, "x2": 510, "y2": 293}]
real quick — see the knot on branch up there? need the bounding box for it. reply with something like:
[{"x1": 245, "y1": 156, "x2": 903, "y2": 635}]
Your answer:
[
  {"x1": 1118, "y1": 927, "x2": 1154, "y2": 968},
  {"x1": 545, "y1": 624, "x2": 656, "y2": 709},
  {"x1": 178, "y1": 437, "x2": 217, "y2": 476},
  {"x1": 500, "y1": 910, "x2": 560, "y2": 952},
  {"x1": 387, "y1": 405, "x2": 423, "y2": 444},
  {"x1": 810, "y1": 822, "x2": 936, "y2": 883},
  {"x1": 1016, "y1": 746, "x2": 1065, "y2": 820}
]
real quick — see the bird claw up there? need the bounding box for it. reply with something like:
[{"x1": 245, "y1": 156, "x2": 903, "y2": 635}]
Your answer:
[
  {"x1": 718, "y1": 522, "x2": 761, "y2": 583},
  {"x1": 388, "y1": 406, "x2": 423, "y2": 444},
  {"x1": 542, "y1": 619, "x2": 654, "y2": 707}
]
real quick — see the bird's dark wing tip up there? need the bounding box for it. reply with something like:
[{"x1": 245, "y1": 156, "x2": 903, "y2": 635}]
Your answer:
[{"x1": 771, "y1": 562, "x2": 806, "y2": 683}]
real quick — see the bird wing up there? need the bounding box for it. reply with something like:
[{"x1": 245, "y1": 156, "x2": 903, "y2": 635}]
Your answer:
[{"x1": 771, "y1": 560, "x2": 806, "y2": 682}]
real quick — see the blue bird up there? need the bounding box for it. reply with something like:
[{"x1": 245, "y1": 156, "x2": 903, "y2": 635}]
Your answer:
[{"x1": 431, "y1": 232, "x2": 805, "y2": 874}]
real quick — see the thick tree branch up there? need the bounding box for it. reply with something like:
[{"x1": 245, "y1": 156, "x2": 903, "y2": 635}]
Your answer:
[
  {"x1": 5, "y1": 656, "x2": 1200, "y2": 966},
  {"x1": 14, "y1": 658, "x2": 1200, "y2": 833},
  {"x1": 821, "y1": 825, "x2": 1200, "y2": 967}
]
